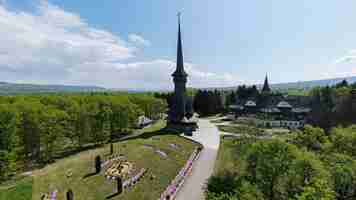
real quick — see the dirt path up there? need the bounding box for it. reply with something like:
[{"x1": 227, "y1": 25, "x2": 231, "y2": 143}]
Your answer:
[{"x1": 175, "y1": 118, "x2": 220, "y2": 200}]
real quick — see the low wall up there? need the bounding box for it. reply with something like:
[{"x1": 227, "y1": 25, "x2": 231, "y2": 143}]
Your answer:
[{"x1": 159, "y1": 146, "x2": 203, "y2": 200}]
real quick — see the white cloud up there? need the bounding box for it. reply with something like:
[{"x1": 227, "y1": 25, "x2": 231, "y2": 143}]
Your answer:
[
  {"x1": 321, "y1": 50, "x2": 356, "y2": 79},
  {"x1": 128, "y1": 33, "x2": 151, "y2": 46},
  {"x1": 65, "y1": 59, "x2": 242, "y2": 90},
  {"x1": 0, "y1": 1, "x2": 134, "y2": 83},
  {"x1": 0, "y1": 1, "x2": 241, "y2": 89},
  {"x1": 334, "y1": 49, "x2": 356, "y2": 64}
]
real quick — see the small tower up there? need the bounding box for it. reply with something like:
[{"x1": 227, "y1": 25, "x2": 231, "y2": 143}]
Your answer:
[
  {"x1": 169, "y1": 13, "x2": 188, "y2": 123},
  {"x1": 262, "y1": 74, "x2": 271, "y2": 94}
]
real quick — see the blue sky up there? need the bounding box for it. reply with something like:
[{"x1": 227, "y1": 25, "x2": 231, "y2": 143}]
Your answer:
[{"x1": 0, "y1": 0, "x2": 356, "y2": 89}]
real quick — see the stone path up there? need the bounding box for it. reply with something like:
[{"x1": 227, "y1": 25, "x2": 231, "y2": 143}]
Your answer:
[{"x1": 175, "y1": 118, "x2": 220, "y2": 200}]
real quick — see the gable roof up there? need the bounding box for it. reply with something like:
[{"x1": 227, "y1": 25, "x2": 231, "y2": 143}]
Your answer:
[
  {"x1": 245, "y1": 100, "x2": 257, "y2": 107},
  {"x1": 277, "y1": 101, "x2": 292, "y2": 108}
]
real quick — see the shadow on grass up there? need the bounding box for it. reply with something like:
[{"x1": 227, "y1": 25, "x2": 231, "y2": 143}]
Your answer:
[
  {"x1": 119, "y1": 127, "x2": 179, "y2": 142},
  {"x1": 53, "y1": 143, "x2": 104, "y2": 160},
  {"x1": 106, "y1": 192, "x2": 120, "y2": 199},
  {"x1": 82, "y1": 172, "x2": 98, "y2": 179}
]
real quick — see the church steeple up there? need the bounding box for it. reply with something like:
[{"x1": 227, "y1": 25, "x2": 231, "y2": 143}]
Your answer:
[
  {"x1": 172, "y1": 13, "x2": 187, "y2": 77},
  {"x1": 169, "y1": 13, "x2": 188, "y2": 123},
  {"x1": 262, "y1": 74, "x2": 271, "y2": 93}
]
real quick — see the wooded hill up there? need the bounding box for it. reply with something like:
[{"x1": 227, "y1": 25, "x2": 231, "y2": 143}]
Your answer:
[{"x1": 0, "y1": 82, "x2": 105, "y2": 95}]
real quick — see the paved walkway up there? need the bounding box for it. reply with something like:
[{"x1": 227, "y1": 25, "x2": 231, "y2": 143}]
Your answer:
[{"x1": 175, "y1": 118, "x2": 220, "y2": 200}]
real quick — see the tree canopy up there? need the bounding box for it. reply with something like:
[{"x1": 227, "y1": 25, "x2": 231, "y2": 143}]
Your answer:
[{"x1": 0, "y1": 93, "x2": 166, "y2": 181}]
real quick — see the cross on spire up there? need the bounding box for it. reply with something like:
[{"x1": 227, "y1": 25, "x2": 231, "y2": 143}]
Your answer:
[{"x1": 177, "y1": 12, "x2": 181, "y2": 21}]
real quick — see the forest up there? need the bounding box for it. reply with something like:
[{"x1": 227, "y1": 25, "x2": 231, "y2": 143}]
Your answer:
[
  {"x1": 208, "y1": 125, "x2": 356, "y2": 200},
  {"x1": 0, "y1": 93, "x2": 167, "y2": 182},
  {"x1": 206, "y1": 81, "x2": 356, "y2": 200}
]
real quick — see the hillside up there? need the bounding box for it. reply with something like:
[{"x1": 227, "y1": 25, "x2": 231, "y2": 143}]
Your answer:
[
  {"x1": 270, "y1": 76, "x2": 356, "y2": 90},
  {"x1": 0, "y1": 82, "x2": 106, "y2": 94},
  {"x1": 203, "y1": 76, "x2": 356, "y2": 93}
]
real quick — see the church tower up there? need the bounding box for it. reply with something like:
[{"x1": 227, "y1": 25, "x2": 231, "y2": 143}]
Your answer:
[
  {"x1": 262, "y1": 74, "x2": 271, "y2": 94},
  {"x1": 170, "y1": 14, "x2": 188, "y2": 123}
]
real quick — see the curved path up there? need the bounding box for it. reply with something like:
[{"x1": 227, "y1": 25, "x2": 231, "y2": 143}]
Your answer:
[{"x1": 175, "y1": 118, "x2": 220, "y2": 200}]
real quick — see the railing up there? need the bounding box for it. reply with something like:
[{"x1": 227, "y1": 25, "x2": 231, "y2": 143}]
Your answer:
[{"x1": 159, "y1": 147, "x2": 202, "y2": 200}]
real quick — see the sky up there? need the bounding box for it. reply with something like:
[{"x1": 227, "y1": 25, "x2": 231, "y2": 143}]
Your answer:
[{"x1": 0, "y1": 0, "x2": 356, "y2": 90}]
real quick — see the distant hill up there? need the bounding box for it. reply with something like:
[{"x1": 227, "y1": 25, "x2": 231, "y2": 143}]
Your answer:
[
  {"x1": 1, "y1": 76, "x2": 355, "y2": 95},
  {"x1": 0, "y1": 82, "x2": 106, "y2": 95},
  {"x1": 270, "y1": 76, "x2": 356, "y2": 90},
  {"x1": 201, "y1": 76, "x2": 356, "y2": 93}
]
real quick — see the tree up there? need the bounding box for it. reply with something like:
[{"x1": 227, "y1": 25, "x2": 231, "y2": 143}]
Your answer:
[
  {"x1": 335, "y1": 80, "x2": 348, "y2": 89},
  {"x1": 0, "y1": 150, "x2": 10, "y2": 181},
  {"x1": 292, "y1": 125, "x2": 329, "y2": 151},
  {"x1": 15, "y1": 100, "x2": 42, "y2": 162},
  {"x1": 62, "y1": 99, "x2": 82, "y2": 146},
  {"x1": 194, "y1": 90, "x2": 224, "y2": 116},
  {"x1": 0, "y1": 105, "x2": 17, "y2": 150},
  {"x1": 0, "y1": 105, "x2": 18, "y2": 180},
  {"x1": 330, "y1": 125, "x2": 356, "y2": 158},
  {"x1": 246, "y1": 139, "x2": 298, "y2": 200},
  {"x1": 76, "y1": 102, "x2": 93, "y2": 146},
  {"x1": 297, "y1": 179, "x2": 335, "y2": 200},
  {"x1": 206, "y1": 171, "x2": 239, "y2": 196},
  {"x1": 322, "y1": 153, "x2": 356, "y2": 200},
  {"x1": 309, "y1": 86, "x2": 336, "y2": 130},
  {"x1": 284, "y1": 151, "x2": 332, "y2": 200},
  {"x1": 39, "y1": 107, "x2": 69, "y2": 163},
  {"x1": 206, "y1": 172, "x2": 264, "y2": 200},
  {"x1": 0, "y1": 93, "x2": 167, "y2": 181}
]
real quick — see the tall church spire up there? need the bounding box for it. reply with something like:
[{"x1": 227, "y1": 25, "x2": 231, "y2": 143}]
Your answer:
[
  {"x1": 172, "y1": 13, "x2": 187, "y2": 77},
  {"x1": 169, "y1": 13, "x2": 188, "y2": 123},
  {"x1": 262, "y1": 74, "x2": 271, "y2": 93}
]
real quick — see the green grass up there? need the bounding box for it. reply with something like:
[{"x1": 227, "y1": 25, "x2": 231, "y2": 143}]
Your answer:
[
  {"x1": 1, "y1": 121, "x2": 200, "y2": 200},
  {"x1": 200, "y1": 114, "x2": 223, "y2": 119},
  {"x1": 263, "y1": 128, "x2": 290, "y2": 135},
  {"x1": 213, "y1": 137, "x2": 237, "y2": 175},
  {"x1": 213, "y1": 136, "x2": 258, "y2": 176},
  {"x1": 217, "y1": 124, "x2": 262, "y2": 136},
  {"x1": 0, "y1": 177, "x2": 33, "y2": 200},
  {"x1": 210, "y1": 118, "x2": 231, "y2": 124}
]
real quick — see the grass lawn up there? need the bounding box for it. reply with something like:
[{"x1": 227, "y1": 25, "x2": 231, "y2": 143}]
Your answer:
[
  {"x1": 213, "y1": 137, "x2": 238, "y2": 175},
  {"x1": 200, "y1": 114, "x2": 223, "y2": 119},
  {"x1": 217, "y1": 124, "x2": 262, "y2": 136},
  {"x1": 0, "y1": 177, "x2": 33, "y2": 200},
  {"x1": 1, "y1": 120, "x2": 200, "y2": 200},
  {"x1": 210, "y1": 118, "x2": 232, "y2": 124},
  {"x1": 263, "y1": 128, "x2": 290, "y2": 135},
  {"x1": 213, "y1": 136, "x2": 258, "y2": 175}
]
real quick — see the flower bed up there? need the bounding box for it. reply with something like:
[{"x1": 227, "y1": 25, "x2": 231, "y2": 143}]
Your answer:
[
  {"x1": 123, "y1": 168, "x2": 147, "y2": 188},
  {"x1": 159, "y1": 146, "x2": 202, "y2": 200},
  {"x1": 101, "y1": 154, "x2": 125, "y2": 168},
  {"x1": 105, "y1": 161, "x2": 133, "y2": 180},
  {"x1": 41, "y1": 189, "x2": 57, "y2": 200}
]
